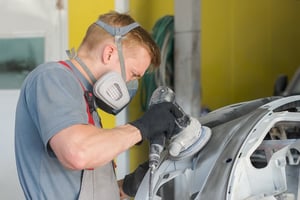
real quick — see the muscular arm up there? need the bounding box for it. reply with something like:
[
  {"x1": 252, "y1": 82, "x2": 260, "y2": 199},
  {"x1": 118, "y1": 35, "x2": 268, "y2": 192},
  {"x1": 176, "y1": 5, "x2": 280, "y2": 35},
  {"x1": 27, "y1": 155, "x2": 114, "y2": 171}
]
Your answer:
[
  {"x1": 49, "y1": 124, "x2": 142, "y2": 170},
  {"x1": 26, "y1": 65, "x2": 142, "y2": 170}
]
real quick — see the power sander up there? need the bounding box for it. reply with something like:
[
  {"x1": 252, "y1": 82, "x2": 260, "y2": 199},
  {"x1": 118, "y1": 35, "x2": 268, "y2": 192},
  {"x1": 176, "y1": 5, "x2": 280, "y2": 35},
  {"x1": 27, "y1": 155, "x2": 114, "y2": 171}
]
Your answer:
[{"x1": 147, "y1": 86, "x2": 212, "y2": 199}]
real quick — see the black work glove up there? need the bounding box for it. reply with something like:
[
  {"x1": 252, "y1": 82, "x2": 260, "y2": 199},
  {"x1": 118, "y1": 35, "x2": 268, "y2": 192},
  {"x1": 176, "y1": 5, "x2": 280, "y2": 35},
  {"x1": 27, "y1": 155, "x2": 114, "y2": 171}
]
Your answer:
[
  {"x1": 129, "y1": 102, "x2": 182, "y2": 141},
  {"x1": 122, "y1": 161, "x2": 149, "y2": 197}
]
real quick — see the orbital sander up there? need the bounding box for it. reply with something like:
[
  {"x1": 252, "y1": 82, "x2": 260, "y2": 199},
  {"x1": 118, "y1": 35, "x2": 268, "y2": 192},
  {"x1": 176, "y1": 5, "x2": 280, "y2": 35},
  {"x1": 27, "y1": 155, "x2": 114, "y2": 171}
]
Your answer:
[{"x1": 147, "y1": 86, "x2": 212, "y2": 199}]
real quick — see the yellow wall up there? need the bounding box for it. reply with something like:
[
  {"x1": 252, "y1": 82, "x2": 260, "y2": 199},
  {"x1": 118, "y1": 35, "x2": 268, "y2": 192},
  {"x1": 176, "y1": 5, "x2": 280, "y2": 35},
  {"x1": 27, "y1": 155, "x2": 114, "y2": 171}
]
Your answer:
[
  {"x1": 201, "y1": 0, "x2": 300, "y2": 110},
  {"x1": 128, "y1": 0, "x2": 175, "y2": 171},
  {"x1": 68, "y1": 0, "x2": 300, "y2": 172},
  {"x1": 129, "y1": 0, "x2": 174, "y2": 30},
  {"x1": 68, "y1": 1, "x2": 115, "y2": 129}
]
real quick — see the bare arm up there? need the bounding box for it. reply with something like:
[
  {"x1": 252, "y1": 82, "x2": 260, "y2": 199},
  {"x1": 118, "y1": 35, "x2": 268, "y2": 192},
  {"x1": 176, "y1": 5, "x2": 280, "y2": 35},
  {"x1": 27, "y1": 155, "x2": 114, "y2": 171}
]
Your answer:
[
  {"x1": 49, "y1": 101, "x2": 181, "y2": 170},
  {"x1": 49, "y1": 124, "x2": 142, "y2": 170}
]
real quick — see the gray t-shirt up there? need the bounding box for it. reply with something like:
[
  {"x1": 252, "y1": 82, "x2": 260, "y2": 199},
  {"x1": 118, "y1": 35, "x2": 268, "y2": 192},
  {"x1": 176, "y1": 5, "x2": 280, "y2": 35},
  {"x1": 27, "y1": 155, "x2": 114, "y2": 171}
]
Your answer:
[{"x1": 15, "y1": 61, "x2": 116, "y2": 199}]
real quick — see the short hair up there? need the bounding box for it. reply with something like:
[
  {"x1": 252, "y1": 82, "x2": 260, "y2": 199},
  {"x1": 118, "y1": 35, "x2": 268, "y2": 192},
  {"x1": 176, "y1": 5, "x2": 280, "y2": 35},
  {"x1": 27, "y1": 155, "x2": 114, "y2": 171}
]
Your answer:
[{"x1": 80, "y1": 11, "x2": 161, "y2": 68}]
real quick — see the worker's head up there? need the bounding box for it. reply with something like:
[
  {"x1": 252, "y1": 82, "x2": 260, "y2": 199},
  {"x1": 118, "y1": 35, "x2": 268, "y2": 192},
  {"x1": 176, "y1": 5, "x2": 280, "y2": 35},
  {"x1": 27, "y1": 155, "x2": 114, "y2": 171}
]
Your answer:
[
  {"x1": 80, "y1": 11, "x2": 160, "y2": 81},
  {"x1": 78, "y1": 11, "x2": 160, "y2": 115}
]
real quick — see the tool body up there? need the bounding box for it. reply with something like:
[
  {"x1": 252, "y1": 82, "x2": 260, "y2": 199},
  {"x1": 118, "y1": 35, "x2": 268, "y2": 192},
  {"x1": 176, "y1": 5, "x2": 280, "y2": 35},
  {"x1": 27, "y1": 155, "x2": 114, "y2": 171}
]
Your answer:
[
  {"x1": 148, "y1": 86, "x2": 190, "y2": 169},
  {"x1": 147, "y1": 86, "x2": 192, "y2": 199},
  {"x1": 147, "y1": 86, "x2": 212, "y2": 199}
]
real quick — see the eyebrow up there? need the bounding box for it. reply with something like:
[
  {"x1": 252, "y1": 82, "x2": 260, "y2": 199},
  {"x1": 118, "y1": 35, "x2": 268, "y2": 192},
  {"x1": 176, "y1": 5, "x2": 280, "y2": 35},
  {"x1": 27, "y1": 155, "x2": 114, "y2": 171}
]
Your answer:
[{"x1": 134, "y1": 73, "x2": 142, "y2": 79}]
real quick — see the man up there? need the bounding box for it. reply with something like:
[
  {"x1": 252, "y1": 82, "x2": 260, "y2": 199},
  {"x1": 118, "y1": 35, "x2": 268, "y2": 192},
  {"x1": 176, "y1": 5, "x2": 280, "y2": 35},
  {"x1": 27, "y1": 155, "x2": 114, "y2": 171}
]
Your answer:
[{"x1": 15, "y1": 11, "x2": 180, "y2": 199}]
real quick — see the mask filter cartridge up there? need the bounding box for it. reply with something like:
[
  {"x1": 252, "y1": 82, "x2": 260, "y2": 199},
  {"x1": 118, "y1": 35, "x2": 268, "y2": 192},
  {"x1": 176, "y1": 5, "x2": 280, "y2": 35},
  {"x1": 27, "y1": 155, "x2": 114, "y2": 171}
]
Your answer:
[{"x1": 94, "y1": 71, "x2": 138, "y2": 115}]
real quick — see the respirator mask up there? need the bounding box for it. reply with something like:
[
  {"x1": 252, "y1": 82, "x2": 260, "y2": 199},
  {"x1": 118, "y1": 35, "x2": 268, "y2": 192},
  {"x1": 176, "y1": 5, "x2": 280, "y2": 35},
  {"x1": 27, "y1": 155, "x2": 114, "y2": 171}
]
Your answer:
[{"x1": 71, "y1": 20, "x2": 140, "y2": 115}]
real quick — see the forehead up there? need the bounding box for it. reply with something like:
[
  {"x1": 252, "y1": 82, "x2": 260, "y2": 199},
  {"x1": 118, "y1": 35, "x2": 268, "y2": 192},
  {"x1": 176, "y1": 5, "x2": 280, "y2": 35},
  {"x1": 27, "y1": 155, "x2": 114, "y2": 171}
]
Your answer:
[{"x1": 126, "y1": 46, "x2": 151, "y2": 72}]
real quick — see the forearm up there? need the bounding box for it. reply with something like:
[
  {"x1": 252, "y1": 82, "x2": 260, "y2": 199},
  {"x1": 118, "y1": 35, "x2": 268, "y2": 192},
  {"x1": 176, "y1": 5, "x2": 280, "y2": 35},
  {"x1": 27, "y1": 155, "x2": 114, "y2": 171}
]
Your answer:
[
  {"x1": 82, "y1": 124, "x2": 142, "y2": 168},
  {"x1": 50, "y1": 124, "x2": 142, "y2": 170}
]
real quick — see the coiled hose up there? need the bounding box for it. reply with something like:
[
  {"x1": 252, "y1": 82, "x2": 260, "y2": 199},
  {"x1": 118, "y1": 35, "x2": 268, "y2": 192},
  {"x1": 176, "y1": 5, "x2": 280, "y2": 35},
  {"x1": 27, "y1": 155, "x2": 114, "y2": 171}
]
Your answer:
[{"x1": 140, "y1": 15, "x2": 174, "y2": 111}]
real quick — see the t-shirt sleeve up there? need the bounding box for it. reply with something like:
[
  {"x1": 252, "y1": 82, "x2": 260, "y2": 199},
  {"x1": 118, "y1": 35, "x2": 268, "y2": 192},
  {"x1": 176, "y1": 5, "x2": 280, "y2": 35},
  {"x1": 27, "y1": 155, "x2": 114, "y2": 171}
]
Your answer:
[{"x1": 25, "y1": 63, "x2": 88, "y2": 155}]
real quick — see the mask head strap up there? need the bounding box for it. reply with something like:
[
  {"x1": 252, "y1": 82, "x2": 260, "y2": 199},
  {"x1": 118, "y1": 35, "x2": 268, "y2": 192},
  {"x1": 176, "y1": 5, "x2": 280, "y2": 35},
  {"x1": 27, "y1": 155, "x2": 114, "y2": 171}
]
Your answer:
[
  {"x1": 95, "y1": 20, "x2": 139, "y2": 38},
  {"x1": 95, "y1": 20, "x2": 140, "y2": 82},
  {"x1": 66, "y1": 48, "x2": 98, "y2": 84}
]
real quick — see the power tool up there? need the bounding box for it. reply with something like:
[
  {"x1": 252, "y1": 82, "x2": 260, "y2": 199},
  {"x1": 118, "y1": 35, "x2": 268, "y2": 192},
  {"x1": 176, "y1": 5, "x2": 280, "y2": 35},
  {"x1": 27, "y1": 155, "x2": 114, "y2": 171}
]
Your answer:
[
  {"x1": 148, "y1": 86, "x2": 190, "y2": 169},
  {"x1": 147, "y1": 86, "x2": 211, "y2": 199}
]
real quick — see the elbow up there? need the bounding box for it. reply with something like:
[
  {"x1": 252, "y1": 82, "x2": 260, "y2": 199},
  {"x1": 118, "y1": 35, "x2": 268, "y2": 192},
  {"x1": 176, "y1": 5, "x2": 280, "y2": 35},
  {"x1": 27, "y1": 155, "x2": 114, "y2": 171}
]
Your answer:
[
  {"x1": 65, "y1": 148, "x2": 108, "y2": 170},
  {"x1": 62, "y1": 147, "x2": 89, "y2": 170}
]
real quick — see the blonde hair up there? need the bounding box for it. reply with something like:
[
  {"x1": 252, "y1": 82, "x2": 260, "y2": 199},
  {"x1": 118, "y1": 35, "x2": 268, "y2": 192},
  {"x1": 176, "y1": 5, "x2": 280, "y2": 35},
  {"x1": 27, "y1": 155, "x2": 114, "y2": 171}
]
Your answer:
[{"x1": 80, "y1": 11, "x2": 161, "y2": 68}]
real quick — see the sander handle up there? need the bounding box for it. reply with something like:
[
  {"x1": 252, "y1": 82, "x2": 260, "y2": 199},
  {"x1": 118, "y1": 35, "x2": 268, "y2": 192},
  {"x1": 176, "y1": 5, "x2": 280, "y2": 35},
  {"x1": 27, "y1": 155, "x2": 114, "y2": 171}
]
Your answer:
[{"x1": 148, "y1": 86, "x2": 190, "y2": 170}]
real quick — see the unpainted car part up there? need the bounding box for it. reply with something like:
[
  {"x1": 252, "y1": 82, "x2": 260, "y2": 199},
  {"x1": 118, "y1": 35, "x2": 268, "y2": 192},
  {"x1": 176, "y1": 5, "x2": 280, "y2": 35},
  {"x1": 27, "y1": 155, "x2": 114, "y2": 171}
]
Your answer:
[{"x1": 135, "y1": 95, "x2": 300, "y2": 200}]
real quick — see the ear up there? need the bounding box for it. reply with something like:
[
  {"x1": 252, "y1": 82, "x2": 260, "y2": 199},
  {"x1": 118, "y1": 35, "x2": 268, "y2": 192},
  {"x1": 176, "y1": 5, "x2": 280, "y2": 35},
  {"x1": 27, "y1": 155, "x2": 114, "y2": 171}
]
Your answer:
[{"x1": 102, "y1": 44, "x2": 115, "y2": 64}]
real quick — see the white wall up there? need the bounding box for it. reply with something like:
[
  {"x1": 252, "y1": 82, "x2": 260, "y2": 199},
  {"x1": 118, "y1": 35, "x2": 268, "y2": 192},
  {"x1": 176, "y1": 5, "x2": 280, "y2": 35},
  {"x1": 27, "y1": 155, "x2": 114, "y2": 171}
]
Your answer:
[
  {"x1": 0, "y1": 0, "x2": 68, "y2": 199},
  {"x1": 0, "y1": 0, "x2": 68, "y2": 61},
  {"x1": 0, "y1": 90, "x2": 23, "y2": 199}
]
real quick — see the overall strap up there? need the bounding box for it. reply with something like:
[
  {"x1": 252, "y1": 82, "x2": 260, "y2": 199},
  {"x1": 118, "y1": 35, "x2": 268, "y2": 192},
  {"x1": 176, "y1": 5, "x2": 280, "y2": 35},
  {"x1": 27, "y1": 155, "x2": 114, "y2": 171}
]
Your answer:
[
  {"x1": 59, "y1": 61, "x2": 119, "y2": 199},
  {"x1": 58, "y1": 61, "x2": 95, "y2": 125}
]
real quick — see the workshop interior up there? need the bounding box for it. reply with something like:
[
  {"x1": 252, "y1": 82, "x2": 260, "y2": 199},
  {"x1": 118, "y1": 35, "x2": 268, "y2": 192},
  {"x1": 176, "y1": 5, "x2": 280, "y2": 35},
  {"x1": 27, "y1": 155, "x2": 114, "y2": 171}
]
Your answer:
[{"x1": 1, "y1": 0, "x2": 300, "y2": 199}]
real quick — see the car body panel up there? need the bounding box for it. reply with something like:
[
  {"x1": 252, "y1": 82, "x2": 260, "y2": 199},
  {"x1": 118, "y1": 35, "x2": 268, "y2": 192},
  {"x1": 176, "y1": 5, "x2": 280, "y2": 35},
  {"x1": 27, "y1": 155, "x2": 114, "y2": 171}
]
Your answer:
[{"x1": 135, "y1": 96, "x2": 300, "y2": 200}]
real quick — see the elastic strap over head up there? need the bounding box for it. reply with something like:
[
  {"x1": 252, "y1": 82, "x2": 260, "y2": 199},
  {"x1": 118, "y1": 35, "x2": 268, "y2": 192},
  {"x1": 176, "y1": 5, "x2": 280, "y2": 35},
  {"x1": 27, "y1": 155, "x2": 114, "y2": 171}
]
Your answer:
[
  {"x1": 95, "y1": 20, "x2": 139, "y2": 37},
  {"x1": 115, "y1": 37, "x2": 126, "y2": 82},
  {"x1": 95, "y1": 20, "x2": 140, "y2": 81}
]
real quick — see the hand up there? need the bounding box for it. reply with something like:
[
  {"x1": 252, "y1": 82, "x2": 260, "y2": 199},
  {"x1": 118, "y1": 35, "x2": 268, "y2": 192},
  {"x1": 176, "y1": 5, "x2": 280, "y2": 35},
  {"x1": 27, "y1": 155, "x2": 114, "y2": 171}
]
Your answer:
[
  {"x1": 129, "y1": 102, "x2": 182, "y2": 141},
  {"x1": 118, "y1": 179, "x2": 130, "y2": 200},
  {"x1": 169, "y1": 116, "x2": 202, "y2": 156},
  {"x1": 122, "y1": 161, "x2": 149, "y2": 197}
]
